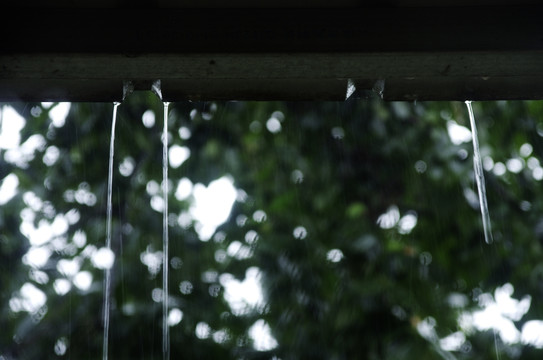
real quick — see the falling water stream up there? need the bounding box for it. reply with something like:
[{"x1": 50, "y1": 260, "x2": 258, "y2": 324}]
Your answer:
[
  {"x1": 162, "y1": 101, "x2": 171, "y2": 360},
  {"x1": 102, "y1": 101, "x2": 119, "y2": 360},
  {"x1": 98, "y1": 86, "x2": 499, "y2": 360},
  {"x1": 152, "y1": 80, "x2": 170, "y2": 360},
  {"x1": 466, "y1": 100, "x2": 500, "y2": 358},
  {"x1": 102, "y1": 81, "x2": 170, "y2": 359},
  {"x1": 465, "y1": 101, "x2": 493, "y2": 245},
  {"x1": 102, "y1": 82, "x2": 132, "y2": 360}
]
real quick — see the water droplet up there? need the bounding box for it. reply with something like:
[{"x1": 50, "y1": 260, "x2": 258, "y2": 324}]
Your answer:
[
  {"x1": 168, "y1": 145, "x2": 190, "y2": 168},
  {"x1": 271, "y1": 111, "x2": 285, "y2": 122},
  {"x1": 377, "y1": 205, "x2": 400, "y2": 229},
  {"x1": 533, "y1": 167, "x2": 543, "y2": 180},
  {"x1": 142, "y1": 109, "x2": 155, "y2": 128},
  {"x1": 214, "y1": 250, "x2": 227, "y2": 263},
  {"x1": 493, "y1": 162, "x2": 506, "y2": 176},
  {"x1": 250, "y1": 120, "x2": 262, "y2": 133},
  {"x1": 471, "y1": 287, "x2": 483, "y2": 301},
  {"x1": 460, "y1": 341, "x2": 472, "y2": 353},
  {"x1": 91, "y1": 248, "x2": 115, "y2": 270},
  {"x1": 291, "y1": 169, "x2": 304, "y2": 184},
  {"x1": 398, "y1": 212, "x2": 418, "y2": 234},
  {"x1": 520, "y1": 143, "x2": 533, "y2": 157},
  {"x1": 331, "y1": 126, "x2": 345, "y2": 139},
  {"x1": 213, "y1": 231, "x2": 226, "y2": 243},
  {"x1": 53, "y1": 279, "x2": 71, "y2": 295},
  {"x1": 447, "y1": 120, "x2": 472, "y2": 145},
  {"x1": 202, "y1": 270, "x2": 218, "y2": 283},
  {"x1": 245, "y1": 230, "x2": 259, "y2": 244},
  {"x1": 170, "y1": 257, "x2": 183, "y2": 269},
  {"x1": 391, "y1": 305, "x2": 407, "y2": 320},
  {"x1": 266, "y1": 117, "x2": 282, "y2": 133},
  {"x1": 190, "y1": 109, "x2": 198, "y2": 120},
  {"x1": 506, "y1": 158, "x2": 524, "y2": 173},
  {"x1": 293, "y1": 226, "x2": 307, "y2": 239},
  {"x1": 326, "y1": 249, "x2": 344, "y2": 263},
  {"x1": 252, "y1": 210, "x2": 267, "y2": 222},
  {"x1": 152, "y1": 288, "x2": 164, "y2": 302},
  {"x1": 236, "y1": 189, "x2": 249, "y2": 203},
  {"x1": 49, "y1": 102, "x2": 70, "y2": 128},
  {"x1": 175, "y1": 178, "x2": 193, "y2": 201},
  {"x1": 167, "y1": 308, "x2": 183, "y2": 326},
  {"x1": 419, "y1": 251, "x2": 432, "y2": 266},
  {"x1": 195, "y1": 322, "x2": 211, "y2": 339},
  {"x1": 54, "y1": 337, "x2": 68, "y2": 356},
  {"x1": 236, "y1": 214, "x2": 248, "y2": 227},
  {"x1": 29, "y1": 269, "x2": 49, "y2": 284},
  {"x1": 179, "y1": 126, "x2": 191, "y2": 139},
  {"x1": 213, "y1": 329, "x2": 229, "y2": 344},
  {"x1": 30, "y1": 106, "x2": 42, "y2": 117},
  {"x1": 43, "y1": 146, "x2": 60, "y2": 166},
  {"x1": 118, "y1": 157, "x2": 135, "y2": 177},
  {"x1": 179, "y1": 281, "x2": 193, "y2": 295},
  {"x1": 520, "y1": 201, "x2": 532, "y2": 212},
  {"x1": 457, "y1": 149, "x2": 469, "y2": 160},
  {"x1": 208, "y1": 284, "x2": 221, "y2": 297},
  {"x1": 226, "y1": 241, "x2": 253, "y2": 260},
  {"x1": 73, "y1": 271, "x2": 92, "y2": 291},
  {"x1": 483, "y1": 156, "x2": 494, "y2": 171}
]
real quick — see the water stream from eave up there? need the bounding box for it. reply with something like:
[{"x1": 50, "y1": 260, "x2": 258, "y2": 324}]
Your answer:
[
  {"x1": 102, "y1": 82, "x2": 133, "y2": 360},
  {"x1": 152, "y1": 80, "x2": 171, "y2": 360},
  {"x1": 162, "y1": 101, "x2": 171, "y2": 360},
  {"x1": 466, "y1": 101, "x2": 500, "y2": 359},
  {"x1": 102, "y1": 100, "x2": 119, "y2": 360},
  {"x1": 465, "y1": 101, "x2": 494, "y2": 245}
]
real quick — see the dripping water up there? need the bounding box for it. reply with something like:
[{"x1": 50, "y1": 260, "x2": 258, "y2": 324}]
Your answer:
[
  {"x1": 465, "y1": 100, "x2": 493, "y2": 245},
  {"x1": 102, "y1": 82, "x2": 132, "y2": 360},
  {"x1": 162, "y1": 101, "x2": 170, "y2": 360},
  {"x1": 102, "y1": 101, "x2": 119, "y2": 360},
  {"x1": 152, "y1": 79, "x2": 170, "y2": 360},
  {"x1": 466, "y1": 101, "x2": 499, "y2": 358}
]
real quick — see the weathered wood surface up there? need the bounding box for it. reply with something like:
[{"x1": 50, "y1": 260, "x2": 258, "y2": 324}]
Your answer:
[{"x1": 1, "y1": 7, "x2": 542, "y2": 101}]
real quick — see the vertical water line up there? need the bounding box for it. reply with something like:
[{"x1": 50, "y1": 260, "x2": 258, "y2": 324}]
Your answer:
[
  {"x1": 103, "y1": 101, "x2": 120, "y2": 360},
  {"x1": 151, "y1": 79, "x2": 170, "y2": 359},
  {"x1": 465, "y1": 101, "x2": 493, "y2": 245},
  {"x1": 162, "y1": 101, "x2": 170, "y2": 360}
]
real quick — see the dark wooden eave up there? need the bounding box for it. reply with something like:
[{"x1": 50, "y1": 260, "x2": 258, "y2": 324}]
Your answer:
[{"x1": 1, "y1": 5, "x2": 542, "y2": 102}]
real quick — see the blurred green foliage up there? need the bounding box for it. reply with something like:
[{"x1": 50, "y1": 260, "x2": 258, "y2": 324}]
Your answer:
[{"x1": 1, "y1": 95, "x2": 543, "y2": 359}]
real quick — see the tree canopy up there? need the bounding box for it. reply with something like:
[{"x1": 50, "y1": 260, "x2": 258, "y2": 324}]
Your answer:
[{"x1": 1, "y1": 95, "x2": 543, "y2": 359}]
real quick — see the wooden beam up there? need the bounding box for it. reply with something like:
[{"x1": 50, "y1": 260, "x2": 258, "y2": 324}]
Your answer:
[{"x1": 1, "y1": 7, "x2": 542, "y2": 101}]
